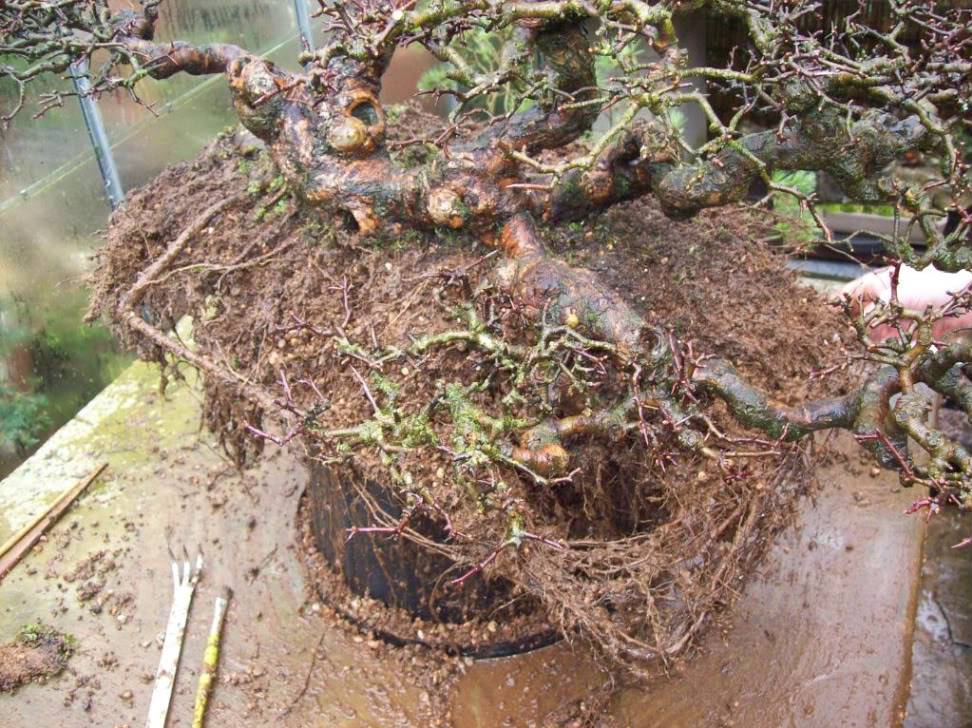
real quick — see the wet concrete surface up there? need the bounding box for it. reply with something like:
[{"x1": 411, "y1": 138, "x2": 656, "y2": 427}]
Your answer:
[
  {"x1": 905, "y1": 507, "x2": 972, "y2": 728},
  {"x1": 453, "y1": 448, "x2": 927, "y2": 727},
  {"x1": 0, "y1": 363, "x2": 435, "y2": 727},
  {"x1": 904, "y1": 408, "x2": 972, "y2": 728},
  {"x1": 0, "y1": 362, "x2": 960, "y2": 726}
]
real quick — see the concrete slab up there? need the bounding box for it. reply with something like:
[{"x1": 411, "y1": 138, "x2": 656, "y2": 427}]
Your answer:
[
  {"x1": 452, "y1": 447, "x2": 928, "y2": 727},
  {"x1": 0, "y1": 362, "x2": 932, "y2": 726},
  {"x1": 0, "y1": 364, "x2": 434, "y2": 727},
  {"x1": 905, "y1": 508, "x2": 972, "y2": 728}
]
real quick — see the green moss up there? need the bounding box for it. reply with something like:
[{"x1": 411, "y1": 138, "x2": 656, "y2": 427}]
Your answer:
[
  {"x1": 356, "y1": 419, "x2": 384, "y2": 446},
  {"x1": 60, "y1": 362, "x2": 203, "y2": 471},
  {"x1": 335, "y1": 338, "x2": 372, "y2": 360},
  {"x1": 18, "y1": 623, "x2": 76, "y2": 651},
  {"x1": 613, "y1": 172, "x2": 632, "y2": 197},
  {"x1": 396, "y1": 143, "x2": 440, "y2": 169},
  {"x1": 395, "y1": 412, "x2": 437, "y2": 448},
  {"x1": 370, "y1": 371, "x2": 400, "y2": 401}
]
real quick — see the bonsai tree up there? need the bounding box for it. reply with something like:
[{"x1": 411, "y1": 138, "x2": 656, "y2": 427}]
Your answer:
[{"x1": 3, "y1": 0, "x2": 971, "y2": 671}]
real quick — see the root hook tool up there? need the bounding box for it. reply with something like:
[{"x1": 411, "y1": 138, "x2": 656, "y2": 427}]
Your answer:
[{"x1": 146, "y1": 551, "x2": 203, "y2": 728}]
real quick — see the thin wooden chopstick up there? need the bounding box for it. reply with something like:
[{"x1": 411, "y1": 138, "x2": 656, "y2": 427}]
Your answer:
[{"x1": 0, "y1": 462, "x2": 108, "y2": 581}]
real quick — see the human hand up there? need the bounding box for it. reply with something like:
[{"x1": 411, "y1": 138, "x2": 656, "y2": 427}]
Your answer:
[{"x1": 836, "y1": 265, "x2": 972, "y2": 342}]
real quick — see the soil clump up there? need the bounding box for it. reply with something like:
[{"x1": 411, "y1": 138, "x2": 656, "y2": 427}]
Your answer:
[{"x1": 0, "y1": 624, "x2": 75, "y2": 693}]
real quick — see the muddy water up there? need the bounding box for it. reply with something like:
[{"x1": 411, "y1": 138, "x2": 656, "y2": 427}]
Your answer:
[
  {"x1": 0, "y1": 363, "x2": 935, "y2": 727},
  {"x1": 904, "y1": 408, "x2": 972, "y2": 727},
  {"x1": 0, "y1": 364, "x2": 438, "y2": 726}
]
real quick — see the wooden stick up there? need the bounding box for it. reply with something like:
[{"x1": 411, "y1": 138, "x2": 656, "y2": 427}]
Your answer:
[
  {"x1": 0, "y1": 462, "x2": 108, "y2": 581},
  {"x1": 191, "y1": 586, "x2": 232, "y2": 728},
  {"x1": 146, "y1": 554, "x2": 203, "y2": 728}
]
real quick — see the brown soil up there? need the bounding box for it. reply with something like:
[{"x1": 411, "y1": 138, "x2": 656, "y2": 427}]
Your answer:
[
  {"x1": 88, "y1": 105, "x2": 860, "y2": 676},
  {"x1": 0, "y1": 625, "x2": 74, "y2": 693}
]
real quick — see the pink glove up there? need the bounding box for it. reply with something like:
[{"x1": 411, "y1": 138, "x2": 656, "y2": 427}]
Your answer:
[{"x1": 837, "y1": 265, "x2": 972, "y2": 342}]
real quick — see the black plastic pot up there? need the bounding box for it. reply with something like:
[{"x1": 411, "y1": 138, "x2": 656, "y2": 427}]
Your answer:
[
  {"x1": 306, "y1": 461, "x2": 560, "y2": 656},
  {"x1": 307, "y1": 461, "x2": 509, "y2": 620}
]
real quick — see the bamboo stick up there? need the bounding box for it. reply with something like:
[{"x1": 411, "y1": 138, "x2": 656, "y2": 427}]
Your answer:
[
  {"x1": 0, "y1": 462, "x2": 108, "y2": 581},
  {"x1": 191, "y1": 587, "x2": 232, "y2": 728}
]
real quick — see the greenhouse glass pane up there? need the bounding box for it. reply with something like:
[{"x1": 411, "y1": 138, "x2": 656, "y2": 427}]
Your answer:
[
  {"x1": 0, "y1": 0, "x2": 305, "y2": 477},
  {"x1": 0, "y1": 70, "x2": 94, "y2": 204},
  {"x1": 98, "y1": 0, "x2": 301, "y2": 190}
]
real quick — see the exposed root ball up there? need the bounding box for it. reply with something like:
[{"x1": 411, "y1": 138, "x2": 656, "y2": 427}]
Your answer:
[{"x1": 89, "y1": 122, "x2": 855, "y2": 675}]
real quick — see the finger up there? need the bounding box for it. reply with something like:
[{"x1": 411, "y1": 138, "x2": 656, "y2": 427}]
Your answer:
[
  {"x1": 835, "y1": 277, "x2": 884, "y2": 319},
  {"x1": 933, "y1": 310, "x2": 972, "y2": 339},
  {"x1": 867, "y1": 323, "x2": 899, "y2": 342},
  {"x1": 835, "y1": 267, "x2": 890, "y2": 304}
]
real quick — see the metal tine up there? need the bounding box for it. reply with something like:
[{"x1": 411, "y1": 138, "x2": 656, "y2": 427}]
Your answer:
[
  {"x1": 166, "y1": 543, "x2": 178, "y2": 587},
  {"x1": 164, "y1": 546, "x2": 205, "y2": 589},
  {"x1": 182, "y1": 545, "x2": 192, "y2": 585}
]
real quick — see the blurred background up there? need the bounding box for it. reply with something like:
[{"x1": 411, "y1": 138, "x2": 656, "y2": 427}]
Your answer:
[{"x1": 0, "y1": 0, "x2": 437, "y2": 477}]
